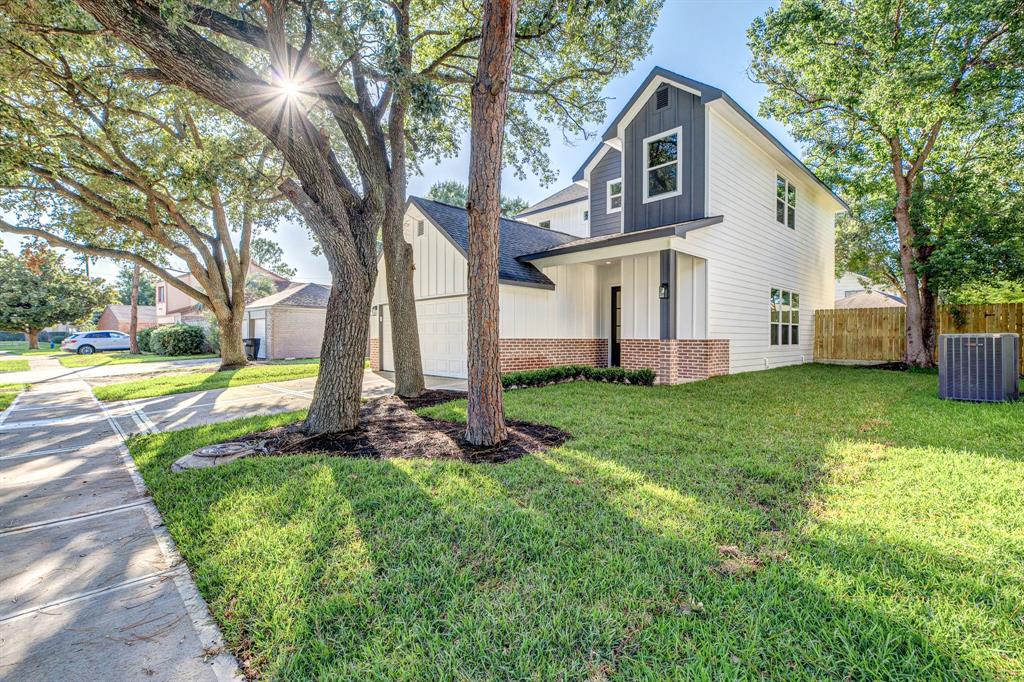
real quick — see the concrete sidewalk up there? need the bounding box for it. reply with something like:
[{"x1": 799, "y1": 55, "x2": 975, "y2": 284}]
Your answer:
[
  {"x1": 0, "y1": 354, "x2": 219, "y2": 386},
  {"x1": 0, "y1": 379, "x2": 237, "y2": 681}
]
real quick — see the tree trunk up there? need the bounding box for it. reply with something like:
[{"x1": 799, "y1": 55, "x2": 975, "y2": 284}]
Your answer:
[
  {"x1": 26, "y1": 330, "x2": 39, "y2": 350},
  {"x1": 305, "y1": 273, "x2": 372, "y2": 434},
  {"x1": 464, "y1": 0, "x2": 518, "y2": 446},
  {"x1": 129, "y1": 263, "x2": 141, "y2": 354},
  {"x1": 217, "y1": 313, "x2": 248, "y2": 370},
  {"x1": 381, "y1": 200, "x2": 426, "y2": 397},
  {"x1": 894, "y1": 192, "x2": 934, "y2": 368}
]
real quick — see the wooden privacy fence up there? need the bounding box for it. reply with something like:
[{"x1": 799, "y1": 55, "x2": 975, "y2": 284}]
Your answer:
[{"x1": 814, "y1": 303, "x2": 1024, "y2": 374}]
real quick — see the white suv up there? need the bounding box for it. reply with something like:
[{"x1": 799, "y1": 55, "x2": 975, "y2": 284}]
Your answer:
[{"x1": 61, "y1": 331, "x2": 132, "y2": 355}]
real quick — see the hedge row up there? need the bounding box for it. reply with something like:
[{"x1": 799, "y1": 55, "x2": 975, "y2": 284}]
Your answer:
[
  {"x1": 501, "y1": 364, "x2": 655, "y2": 389},
  {"x1": 148, "y1": 324, "x2": 206, "y2": 356},
  {"x1": 136, "y1": 327, "x2": 155, "y2": 353}
]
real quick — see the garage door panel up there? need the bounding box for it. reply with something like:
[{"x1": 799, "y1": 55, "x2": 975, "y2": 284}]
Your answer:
[{"x1": 380, "y1": 297, "x2": 467, "y2": 379}]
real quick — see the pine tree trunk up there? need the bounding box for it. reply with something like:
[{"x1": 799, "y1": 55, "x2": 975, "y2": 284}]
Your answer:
[
  {"x1": 26, "y1": 330, "x2": 39, "y2": 350},
  {"x1": 217, "y1": 314, "x2": 248, "y2": 370},
  {"x1": 305, "y1": 277, "x2": 372, "y2": 434},
  {"x1": 464, "y1": 0, "x2": 518, "y2": 446},
  {"x1": 129, "y1": 263, "x2": 141, "y2": 354}
]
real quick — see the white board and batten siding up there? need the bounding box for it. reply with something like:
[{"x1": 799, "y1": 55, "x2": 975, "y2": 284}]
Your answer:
[
  {"x1": 371, "y1": 206, "x2": 599, "y2": 378},
  {"x1": 517, "y1": 202, "x2": 590, "y2": 239},
  {"x1": 677, "y1": 107, "x2": 836, "y2": 373}
]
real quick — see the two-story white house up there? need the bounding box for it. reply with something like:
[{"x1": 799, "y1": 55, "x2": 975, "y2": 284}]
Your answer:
[{"x1": 369, "y1": 67, "x2": 847, "y2": 383}]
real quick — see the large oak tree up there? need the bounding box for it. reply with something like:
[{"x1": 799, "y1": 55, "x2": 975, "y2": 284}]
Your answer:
[
  {"x1": 70, "y1": 0, "x2": 660, "y2": 433},
  {"x1": 0, "y1": 2, "x2": 290, "y2": 369},
  {"x1": 749, "y1": 0, "x2": 1024, "y2": 366}
]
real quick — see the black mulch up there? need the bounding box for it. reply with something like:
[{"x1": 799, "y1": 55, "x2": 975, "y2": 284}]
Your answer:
[
  {"x1": 857, "y1": 361, "x2": 910, "y2": 372},
  {"x1": 232, "y1": 389, "x2": 569, "y2": 464}
]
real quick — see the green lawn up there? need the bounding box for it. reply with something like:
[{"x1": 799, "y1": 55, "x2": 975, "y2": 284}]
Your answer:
[
  {"x1": 59, "y1": 351, "x2": 217, "y2": 368},
  {"x1": 0, "y1": 341, "x2": 60, "y2": 357},
  {"x1": 0, "y1": 383, "x2": 27, "y2": 410},
  {"x1": 127, "y1": 365, "x2": 1024, "y2": 680},
  {"x1": 95, "y1": 359, "x2": 319, "y2": 401},
  {"x1": 0, "y1": 359, "x2": 29, "y2": 373}
]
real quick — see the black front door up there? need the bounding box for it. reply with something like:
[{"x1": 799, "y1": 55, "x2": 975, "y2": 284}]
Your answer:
[{"x1": 610, "y1": 286, "x2": 622, "y2": 366}]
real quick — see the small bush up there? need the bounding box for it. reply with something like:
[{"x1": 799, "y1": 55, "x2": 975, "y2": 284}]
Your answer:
[
  {"x1": 204, "y1": 317, "x2": 221, "y2": 354},
  {"x1": 137, "y1": 327, "x2": 155, "y2": 353},
  {"x1": 150, "y1": 324, "x2": 206, "y2": 356},
  {"x1": 501, "y1": 364, "x2": 655, "y2": 390}
]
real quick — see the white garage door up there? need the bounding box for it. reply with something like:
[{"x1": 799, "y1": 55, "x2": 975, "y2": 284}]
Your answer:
[{"x1": 380, "y1": 297, "x2": 467, "y2": 379}]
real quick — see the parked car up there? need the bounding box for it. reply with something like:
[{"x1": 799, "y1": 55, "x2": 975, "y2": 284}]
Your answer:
[{"x1": 61, "y1": 331, "x2": 132, "y2": 355}]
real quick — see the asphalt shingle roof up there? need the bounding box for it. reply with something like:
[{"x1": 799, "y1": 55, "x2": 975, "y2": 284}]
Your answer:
[
  {"x1": 516, "y1": 184, "x2": 587, "y2": 218},
  {"x1": 411, "y1": 197, "x2": 578, "y2": 287},
  {"x1": 248, "y1": 282, "x2": 331, "y2": 309}
]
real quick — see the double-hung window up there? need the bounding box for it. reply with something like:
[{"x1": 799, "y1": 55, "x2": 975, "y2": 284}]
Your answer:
[
  {"x1": 606, "y1": 179, "x2": 622, "y2": 213},
  {"x1": 770, "y1": 289, "x2": 799, "y2": 346},
  {"x1": 776, "y1": 175, "x2": 796, "y2": 228},
  {"x1": 643, "y1": 126, "x2": 682, "y2": 202}
]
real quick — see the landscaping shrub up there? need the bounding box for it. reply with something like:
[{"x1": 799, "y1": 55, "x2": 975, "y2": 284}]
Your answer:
[
  {"x1": 137, "y1": 327, "x2": 155, "y2": 353},
  {"x1": 204, "y1": 318, "x2": 220, "y2": 354},
  {"x1": 149, "y1": 324, "x2": 206, "y2": 356},
  {"x1": 502, "y1": 364, "x2": 655, "y2": 389}
]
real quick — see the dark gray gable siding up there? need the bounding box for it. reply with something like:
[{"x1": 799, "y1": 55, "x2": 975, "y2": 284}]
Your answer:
[
  {"x1": 623, "y1": 84, "x2": 706, "y2": 232},
  {"x1": 589, "y1": 148, "x2": 622, "y2": 237}
]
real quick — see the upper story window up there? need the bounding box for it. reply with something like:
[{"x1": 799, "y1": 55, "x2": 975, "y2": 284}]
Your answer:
[
  {"x1": 770, "y1": 288, "x2": 799, "y2": 346},
  {"x1": 643, "y1": 127, "x2": 682, "y2": 203},
  {"x1": 157, "y1": 286, "x2": 165, "y2": 303},
  {"x1": 539, "y1": 220, "x2": 551, "y2": 229},
  {"x1": 583, "y1": 209, "x2": 589, "y2": 221},
  {"x1": 776, "y1": 175, "x2": 796, "y2": 228},
  {"x1": 606, "y1": 179, "x2": 622, "y2": 213}
]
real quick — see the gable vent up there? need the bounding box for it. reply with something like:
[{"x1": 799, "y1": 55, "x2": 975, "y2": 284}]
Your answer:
[
  {"x1": 416, "y1": 219, "x2": 424, "y2": 236},
  {"x1": 655, "y1": 87, "x2": 669, "y2": 110}
]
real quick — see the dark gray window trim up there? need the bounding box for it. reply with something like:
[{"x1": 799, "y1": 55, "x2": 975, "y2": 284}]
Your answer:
[{"x1": 519, "y1": 215, "x2": 723, "y2": 261}]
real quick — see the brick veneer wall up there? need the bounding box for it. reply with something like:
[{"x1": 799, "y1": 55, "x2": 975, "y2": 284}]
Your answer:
[
  {"x1": 499, "y1": 338, "x2": 609, "y2": 373},
  {"x1": 620, "y1": 339, "x2": 730, "y2": 384},
  {"x1": 368, "y1": 338, "x2": 380, "y2": 371}
]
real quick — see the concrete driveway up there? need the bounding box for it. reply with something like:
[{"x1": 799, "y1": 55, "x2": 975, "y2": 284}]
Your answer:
[{"x1": 0, "y1": 354, "x2": 219, "y2": 385}]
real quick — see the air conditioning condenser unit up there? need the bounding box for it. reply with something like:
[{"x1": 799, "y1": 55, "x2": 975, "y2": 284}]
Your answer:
[{"x1": 938, "y1": 333, "x2": 1020, "y2": 402}]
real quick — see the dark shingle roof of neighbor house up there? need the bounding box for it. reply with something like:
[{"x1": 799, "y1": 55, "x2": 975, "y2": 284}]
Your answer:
[
  {"x1": 103, "y1": 304, "x2": 156, "y2": 323},
  {"x1": 248, "y1": 282, "x2": 331, "y2": 309},
  {"x1": 410, "y1": 197, "x2": 578, "y2": 288},
  {"x1": 570, "y1": 66, "x2": 848, "y2": 211},
  {"x1": 515, "y1": 184, "x2": 588, "y2": 219}
]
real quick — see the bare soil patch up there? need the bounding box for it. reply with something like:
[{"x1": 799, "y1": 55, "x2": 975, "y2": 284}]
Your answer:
[{"x1": 230, "y1": 389, "x2": 569, "y2": 464}]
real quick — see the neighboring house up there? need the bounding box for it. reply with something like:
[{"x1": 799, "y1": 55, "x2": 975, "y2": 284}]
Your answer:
[
  {"x1": 96, "y1": 304, "x2": 158, "y2": 332},
  {"x1": 154, "y1": 263, "x2": 291, "y2": 325},
  {"x1": 515, "y1": 184, "x2": 589, "y2": 237},
  {"x1": 369, "y1": 67, "x2": 847, "y2": 383},
  {"x1": 834, "y1": 271, "x2": 904, "y2": 308},
  {"x1": 242, "y1": 282, "x2": 331, "y2": 360}
]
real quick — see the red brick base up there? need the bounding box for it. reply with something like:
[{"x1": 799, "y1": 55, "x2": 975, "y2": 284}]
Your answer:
[
  {"x1": 620, "y1": 339, "x2": 730, "y2": 384},
  {"x1": 499, "y1": 338, "x2": 609, "y2": 373},
  {"x1": 368, "y1": 338, "x2": 380, "y2": 371}
]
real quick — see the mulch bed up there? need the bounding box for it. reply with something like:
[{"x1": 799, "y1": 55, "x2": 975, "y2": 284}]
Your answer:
[
  {"x1": 232, "y1": 390, "x2": 569, "y2": 464},
  {"x1": 857, "y1": 361, "x2": 910, "y2": 372}
]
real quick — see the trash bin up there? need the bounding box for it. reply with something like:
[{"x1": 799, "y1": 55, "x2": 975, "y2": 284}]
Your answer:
[{"x1": 243, "y1": 337, "x2": 261, "y2": 361}]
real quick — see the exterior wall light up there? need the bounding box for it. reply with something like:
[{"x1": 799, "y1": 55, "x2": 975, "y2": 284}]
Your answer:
[{"x1": 659, "y1": 283, "x2": 670, "y2": 299}]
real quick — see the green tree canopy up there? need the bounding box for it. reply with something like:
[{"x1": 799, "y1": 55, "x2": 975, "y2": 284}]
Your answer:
[
  {"x1": 427, "y1": 180, "x2": 529, "y2": 217},
  {"x1": 114, "y1": 265, "x2": 156, "y2": 306},
  {"x1": 249, "y1": 237, "x2": 296, "y2": 279},
  {"x1": 0, "y1": 243, "x2": 113, "y2": 346},
  {"x1": 749, "y1": 0, "x2": 1024, "y2": 365}
]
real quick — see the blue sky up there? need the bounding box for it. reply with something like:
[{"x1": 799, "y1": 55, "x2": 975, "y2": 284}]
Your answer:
[{"x1": 4, "y1": 0, "x2": 788, "y2": 284}]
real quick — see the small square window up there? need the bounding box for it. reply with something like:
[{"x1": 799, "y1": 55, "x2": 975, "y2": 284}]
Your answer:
[
  {"x1": 539, "y1": 220, "x2": 551, "y2": 229},
  {"x1": 607, "y1": 180, "x2": 623, "y2": 213}
]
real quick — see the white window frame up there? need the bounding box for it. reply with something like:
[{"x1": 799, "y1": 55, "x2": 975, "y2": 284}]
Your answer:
[
  {"x1": 642, "y1": 126, "x2": 683, "y2": 204},
  {"x1": 538, "y1": 220, "x2": 551, "y2": 229},
  {"x1": 776, "y1": 174, "x2": 796, "y2": 229},
  {"x1": 769, "y1": 288, "x2": 800, "y2": 347},
  {"x1": 606, "y1": 179, "x2": 623, "y2": 214}
]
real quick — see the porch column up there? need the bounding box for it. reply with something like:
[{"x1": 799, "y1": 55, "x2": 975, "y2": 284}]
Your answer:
[{"x1": 659, "y1": 249, "x2": 677, "y2": 340}]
